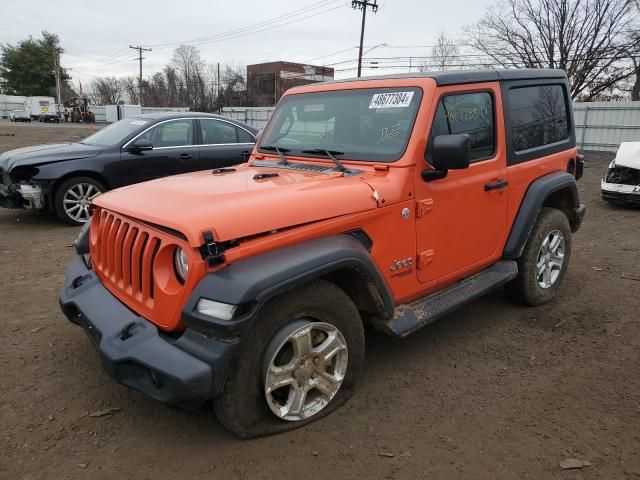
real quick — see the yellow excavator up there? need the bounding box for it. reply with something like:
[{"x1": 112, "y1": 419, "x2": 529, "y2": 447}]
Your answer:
[{"x1": 65, "y1": 96, "x2": 95, "y2": 123}]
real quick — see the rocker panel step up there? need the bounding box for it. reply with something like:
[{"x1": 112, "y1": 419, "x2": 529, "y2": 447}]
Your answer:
[{"x1": 385, "y1": 260, "x2": 518, "y2": 338}]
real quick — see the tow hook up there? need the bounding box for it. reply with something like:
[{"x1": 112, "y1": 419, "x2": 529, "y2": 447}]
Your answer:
[
  {"x1": 120, "y1": 321, "x2": 137, "y2": 341},
  {"x1": 71, "y1": 274, "x2": 91, "y2": 289}
]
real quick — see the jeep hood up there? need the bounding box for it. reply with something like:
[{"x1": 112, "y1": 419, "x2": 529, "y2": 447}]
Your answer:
[
  {"x1": 0, "y1": 143, "x2": 102, "y2": 172},
  {"x1": 93, "y1": 165, "x2": 377, "y2": 246}
]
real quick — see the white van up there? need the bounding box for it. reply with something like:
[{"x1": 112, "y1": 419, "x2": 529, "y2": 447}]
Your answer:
[{"x1": 24, "y1": 96, "x2": 56, "y2": 120}]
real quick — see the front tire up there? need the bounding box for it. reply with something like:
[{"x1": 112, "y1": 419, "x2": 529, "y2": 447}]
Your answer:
[
  {"x1": 214, "y1": 280, "x2": 364, "y2": 438},
  {"x1": 506, "y1": 207, "x2": 572, "y2": 306},
  {"x1": 53, "y1": 176, "x2": 105, "y2": 225}
]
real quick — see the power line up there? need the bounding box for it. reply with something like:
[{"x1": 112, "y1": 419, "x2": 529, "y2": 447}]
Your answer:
[
  {"x1": 62, "y1": 1, "x2": 348, "y2": 71},
  {"x1": 64, "y1": 47, "x2": 133, "y2": 68},
  {"x1": 303, "y1": 46, "x2": 359, "y2": 63},
  {"x1": 145, "y1": 0, "x2": 339, "y2": 48},
  {"x1": 144, "y1": 0, "x2": 345, "y2": 49}
]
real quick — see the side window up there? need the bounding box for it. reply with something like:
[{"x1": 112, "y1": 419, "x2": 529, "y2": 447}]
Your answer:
[
  {"x1": 237, "y1": 127, "x2": 255, "y2": 143},
  {"x1": 140, "y1": 120, "x2": 193, "y2": 148},
  {"x1": 508, "y1": 85, "x2": 569, "y2": 152},
  {"x1": 428, "y1": 92, "x2": 495, "y2": 163},
  {"x1": 200, "y1": 119, "x2": 239, "y2": 144}
]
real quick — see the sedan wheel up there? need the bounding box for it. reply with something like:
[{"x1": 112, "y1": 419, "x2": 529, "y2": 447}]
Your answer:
[
  {"x1": 54, "y1": 177, "x2": 105, "y2": 225},
  {"x1": 63, "y1": 183, "x2": 101, "y2": 223}
]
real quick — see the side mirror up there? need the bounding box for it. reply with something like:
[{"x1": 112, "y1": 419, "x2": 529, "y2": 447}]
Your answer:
[
  {"x1": 127, "y1": 138, "x2": 153, "y2": 152},
  {"x1": 422, "y1": 134, "x2": 471, "y2": 182}
]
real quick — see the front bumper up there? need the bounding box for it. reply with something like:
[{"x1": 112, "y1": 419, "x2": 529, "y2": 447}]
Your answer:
[
  {"x1": 601, "y1": 181, "x2": 640, "y2": 205},
  {"x1": 0, "y1": 183, "x2": 23, "y2": 208},
  {"x1": 59, "y1": 256, "x2": 239, "y2": 408},
  {"x1": 0, "y1": 183, "x2": 45, "y2": 209}
]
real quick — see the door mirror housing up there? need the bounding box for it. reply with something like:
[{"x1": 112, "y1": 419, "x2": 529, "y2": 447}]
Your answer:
[
  {"x1": 431, "y1": 134, "x2": 471, "y2": 171},
  {"x1": 127, "y1": 138, "x2": 153, "y2": 152},
  {"x1": 421, "y1": 134, "x2": 471, "y2": 182}
]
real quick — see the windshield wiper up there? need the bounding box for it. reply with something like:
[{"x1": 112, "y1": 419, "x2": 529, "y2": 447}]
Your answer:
[
  {"x1": 259, "y1": 145, "x2": 291, "y2": 165},
  {"x1": 301, "y1": 149, "x2": 347, "y2": 172}
]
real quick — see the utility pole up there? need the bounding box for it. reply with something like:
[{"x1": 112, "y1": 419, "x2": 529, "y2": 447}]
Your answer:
[
  {"x1": 129, "y1": 45, "x2": 152, "y2": 106},
  {"x1": 54, "y1": 51, "x2": 62, "y2": 114},
  {"x1": 352, "y1": 0, "x2": 378, "y2": 78},
  {"x1": 217, "y1": 62, "x2": 221, "y2": 113}
]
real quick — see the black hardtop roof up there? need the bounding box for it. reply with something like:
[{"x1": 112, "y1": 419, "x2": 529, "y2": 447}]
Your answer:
[{"x1": 316, "y1": 68, "x2": 567, "y2": 87}]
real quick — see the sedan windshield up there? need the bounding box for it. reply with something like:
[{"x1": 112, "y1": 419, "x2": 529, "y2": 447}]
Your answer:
[
  {"x1": 258, "y1": 87, "x2": 422, "y2": 162},
  {"x1": 81, "y1": 118, "x2": 150, "y2": 147}
]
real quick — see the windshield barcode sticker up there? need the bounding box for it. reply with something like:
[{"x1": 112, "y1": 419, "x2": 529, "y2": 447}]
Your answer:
[{"x1": 369, "y1": 91, "x2": 414, "y2": 109}]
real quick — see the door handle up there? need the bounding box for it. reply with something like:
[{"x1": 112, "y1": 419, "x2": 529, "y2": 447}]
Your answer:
[
  {"x1": 484, "y1": 178, "x2": 508, "y2": 191},
  {"x1": 176, "y1": 153, "x2": 192, "y2": 160}
]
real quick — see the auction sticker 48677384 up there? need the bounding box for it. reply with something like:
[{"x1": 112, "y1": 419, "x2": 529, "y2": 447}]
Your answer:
[{"x1": 369, "y1": 91, "x2": 414, "y2": 109}]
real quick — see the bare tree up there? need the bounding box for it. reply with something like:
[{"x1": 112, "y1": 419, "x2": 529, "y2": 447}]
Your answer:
[
  {"x1": 216, "y1": 63, "x2": 247, "y2": 109},
  {"x1": 85, "y1": 47, "x2": 248, "y2": 110},
  {"x1": 422, "y1": 33, "x2": 461, "y2": 71},
  {"x1": 170, "y1": 45, "x2": 205, "y2": 105},
  {"x1": 121, "y1": 76, "x2": 139, "y2": 104},
  {"x1": 628, "y1": 6, "x2": 640, "y2": 100},
  {"x1": 467, "y1": 0, "x2": 640, "y2": 100},
  {"x1": 630, "y1": 56, "x2": 640, "y2": 100},
  {"x1": 87, "y1": 76, "x2": 123, "y2": 105}
]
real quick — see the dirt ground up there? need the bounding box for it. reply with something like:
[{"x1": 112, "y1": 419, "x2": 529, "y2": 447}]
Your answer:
[{"x1": 1, "y1": 119, "x2": 639, "y2": 479}]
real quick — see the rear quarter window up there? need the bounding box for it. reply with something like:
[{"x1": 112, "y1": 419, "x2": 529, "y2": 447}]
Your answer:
[{"x1": 508, "y1": 85, "x2": 569, "y2": 152}]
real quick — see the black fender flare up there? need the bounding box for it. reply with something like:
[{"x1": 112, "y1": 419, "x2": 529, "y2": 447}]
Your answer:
[
  {"x1": 181, "y1": 234, "x2": 395, "y2": 337},
  {"x1": 503, "y1": 171, "x2": 580, "y2": 259}
]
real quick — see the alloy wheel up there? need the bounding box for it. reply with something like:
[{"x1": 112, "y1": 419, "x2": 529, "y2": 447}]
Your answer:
[
  {"x1": 63, "y1": 183, "x2": 101, "y2": 223},
  {"x1": 264, "y1": 321, "x2": 348, "y2": 422},
  {"x1": 536, "y1": 229, "x2": 565, "y2": 289}
]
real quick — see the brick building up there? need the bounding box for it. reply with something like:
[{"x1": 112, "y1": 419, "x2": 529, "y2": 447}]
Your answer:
[{"x1": 247, "y1": 61, "x2": 334, "y2": 106}]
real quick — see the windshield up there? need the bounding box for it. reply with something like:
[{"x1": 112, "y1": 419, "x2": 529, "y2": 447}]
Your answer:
[
  {"x1": 81, "y1": 117, "x2": 150, "y2": 147},
  {"x1": 258, "y1": 87, "x2": 422, "y2": 162}
]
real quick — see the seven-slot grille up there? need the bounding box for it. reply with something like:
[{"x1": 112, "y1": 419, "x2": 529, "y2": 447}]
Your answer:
[{"x1": 92, "y1": 210, "x2": 162, "y2": 305}]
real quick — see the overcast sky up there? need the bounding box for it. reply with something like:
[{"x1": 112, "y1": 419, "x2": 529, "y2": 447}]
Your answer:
[{"x1": 2, "y1": 0, "x2": 493, "y2": 87}]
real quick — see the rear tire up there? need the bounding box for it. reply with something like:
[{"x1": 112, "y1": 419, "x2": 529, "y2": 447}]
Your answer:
[
  {"x1": 214, "y1": 280, "x2": 364, "y2": 438},
  {"x1": 53, "y1": 176, "x2": 105, "y2": 225},
  {"x1": 506, "y1": 207, "x2": 572, "y2": 306}
]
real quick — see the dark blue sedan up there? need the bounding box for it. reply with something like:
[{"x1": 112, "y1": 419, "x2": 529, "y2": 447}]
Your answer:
[{"x1": 0, "y1": 112, "x2": 258, "y2": 224}]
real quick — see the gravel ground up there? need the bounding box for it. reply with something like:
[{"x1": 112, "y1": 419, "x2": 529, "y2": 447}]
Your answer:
[{"x1": 1, "y1": 120, "x2": 639, "y2": 479}]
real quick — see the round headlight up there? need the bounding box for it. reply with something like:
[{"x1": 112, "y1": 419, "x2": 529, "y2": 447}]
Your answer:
[{"x1": 174, "y1": 247, "x2": 189, "y2": 283}]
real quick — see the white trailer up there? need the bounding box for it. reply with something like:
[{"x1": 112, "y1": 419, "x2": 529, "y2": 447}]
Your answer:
[
  {"x1": 105, "y1": 104, "x2": 143, "y2": 123},
  {"x1": 24, "y1": 96, "x2": 57, "y2": 119}
]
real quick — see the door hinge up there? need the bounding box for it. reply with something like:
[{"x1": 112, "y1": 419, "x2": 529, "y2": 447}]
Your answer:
[
  {"x1": 416, "y1": 199, "x2": 434, "y2": 218},
  {"x1": 417, "y1": 250, "x2": 435, "y2": 269}
]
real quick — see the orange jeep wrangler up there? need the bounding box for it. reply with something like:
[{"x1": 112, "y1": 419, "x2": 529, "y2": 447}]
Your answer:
[{"x1": 60, "y1": 69, "x2": 585, "y2": 438}]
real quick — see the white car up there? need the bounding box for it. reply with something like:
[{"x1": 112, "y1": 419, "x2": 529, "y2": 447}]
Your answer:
[
  {"x1": 9, "y1": 110, "x2": 31, "y2": 122},
  {"x1": 602, "y1": 142, "x2": 640, "y2": 206}
]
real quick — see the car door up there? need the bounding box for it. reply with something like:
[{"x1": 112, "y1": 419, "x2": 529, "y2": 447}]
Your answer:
[
  {"x1": 119, "y1": 119, "x2": 199, "y2": 183},
  {"x1": 197, "y1": 118, "x2": 255, "y2": 169},
  {"x1": 414, "y1": 83, "x2": 508, "y2": 285}
]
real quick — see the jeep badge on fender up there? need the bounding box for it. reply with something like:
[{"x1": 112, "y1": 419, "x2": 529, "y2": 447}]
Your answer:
[{"x1": 60, "y1": 69, "x2": 585, "y2": 438}]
